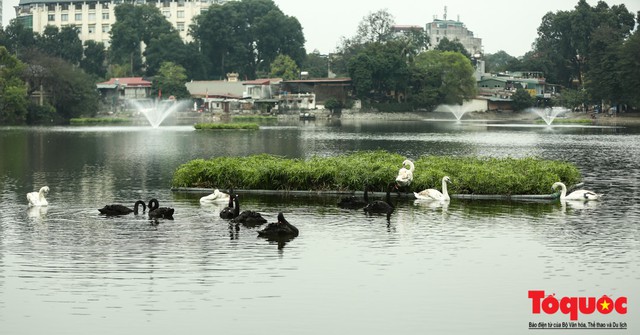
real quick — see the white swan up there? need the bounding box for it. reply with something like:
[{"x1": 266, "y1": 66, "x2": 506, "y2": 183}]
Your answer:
[
  {"x1": 27, "y1": 186, "x2": 49, "y2": 207},
  {"x1": 395, "y1": 159, "x2": 415, "y2": 187},
  {"x1": 552, "y1": 182, "x2": 602, "y2": 201},
  {"x1": 414, "y1": 176, "x2": 451, "y2": 201},
  {"x1": 199, "y1": 189, "x2": 231, "y2": 204}
]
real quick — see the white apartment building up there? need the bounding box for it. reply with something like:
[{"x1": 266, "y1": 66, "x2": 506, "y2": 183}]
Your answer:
[
  {"x1": 425, "y1": 17, "x2": 483, "y2": 55},
  {"x1": 14, "y1": 0, "x2": 230, "y2": 46}
]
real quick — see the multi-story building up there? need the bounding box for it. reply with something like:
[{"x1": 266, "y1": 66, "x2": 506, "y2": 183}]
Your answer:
[
  {"x1": 14, "y1": 0, "x2": 230, "y2": 46},
  {"x1": 425, "y1": 10, "x2": 482, "y2": 55}
]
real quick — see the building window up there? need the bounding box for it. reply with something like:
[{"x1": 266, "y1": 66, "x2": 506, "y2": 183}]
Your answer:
[
  {"x1": 162, "y1": 10, "x2": 170, "y2": 18},
  {"x1": 102, "y1": 3, "x2": 109, "y2": 9},
  {"x1": 61, "y1": 4, "x2": 69, "y2": 11},
  {"x1": 62, "y1": 14, "x2": 69, "y2": 21},
  {"x1": 102, "y1": 13, "x2": 109, "y2": 20},
  {"x1": 163, "y1": 1, "x2": 170, "y2": 8},
  {"x1": 177, "y1": 22, "x2": 185, "y2": 31},
  {"x1": 89, "y1": 3, "x2": 96, "y2": 10},
  {"x1": 75, "y1": 13, "x2": 82, "y2": 21},
  {"x1": 88, "y1": 24, "x2": 96, "y2": 34},
  {"x1": 177, "y1": 11, "x2": 184, "y2": 18},
  {"x1": 75, "y1": 3, "x2": 82, "y2": 10},
  {"x1": 102, "y1": 24, "x2": 110, "y2": 33},
  {"x1": 89, "y1": 13, "x2": 96, "y2": 21},
  {"x1": 178, "y1": 0, "x2": 185, "y2": 7},
  {"x1": 48, "y1": 14, "x2": 55, "y2": 21},
  {"x1": 47, "y1": 4, "x2": 56, "y2": 11}
]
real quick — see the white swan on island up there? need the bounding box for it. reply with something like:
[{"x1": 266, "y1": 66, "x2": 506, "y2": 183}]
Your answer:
[
  {"x1": 552, "y1": 182, "x2": 602, "y2": 201},
  {"x1": 395, "y1": 159, "x2": 415, "y2": 187},
  {"x1": 200, "y1": 189, "x2": 231, "y2": 204},
  {"x1": 27, "y1": 186, "x2": 49, "y2": 207},
  {"x1": 414, "y1": 176, "x2": 451, "y2": 201}
]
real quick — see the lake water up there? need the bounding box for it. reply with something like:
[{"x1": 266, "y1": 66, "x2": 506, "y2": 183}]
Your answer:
[{"x1": 0, "y1": 119, "x2": 638, "y2": 334}]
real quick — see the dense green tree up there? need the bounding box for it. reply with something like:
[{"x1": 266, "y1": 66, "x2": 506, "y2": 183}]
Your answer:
[
  {"x1": 303, "y1": 51, "x2": 329, "y2": 78},
  {"x1": 619, "y1": 19, "x2": 640, "y2": 107},
  {"x1": 435, "y1": 37, "x2": 471, "y2": 59},
  {"x1": 484, "y1": 50, "x2": 518, "y2": 73},
  {"x1": 152, "y1": 62, "x2": 190, "y2": 99},
  {"x1": 269, "y1": 54, "x2": 300, "y2": 80},
  {"x1": 109, "y1": 4, "x2": 175, "y2": 75},
  {"x1": 533, "y1": 0, "x2": 634, "y2": 87},
  {"x1": 191, "y1": 0, "x2": 305, "y2": 79},
  {"x1": 585, "y1": 24, "x2": 623, "y2": 106},
  {"x1": 348, "y1": 42, "x2": 409, "y2": 102},
  {"x1": 2, "y1": 20, "x2": 36, "y2": 56},
  {"x1": 21, "y1": 51, "x2": 99, "y2": 120},
  {"x1": 80, "y1": 40, "x2": 107, "y2": 79},
  {"x1": 0, "y1": 46, "x2": 28, "y2": 124},
  {"x1": 511, "y1": 88, "x2": 535, "y2": 111},
  {"x1": 36, "y1": 26, "x2": 83, "y2": 65},
  {"x1": 410, "y1": 50, "x2": 476, "y2": 108}
]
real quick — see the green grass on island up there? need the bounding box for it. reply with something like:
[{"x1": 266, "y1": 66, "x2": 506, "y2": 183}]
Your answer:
[
  {"x1": 172, "y1": 151, "x2": 581, "y2": 195},
  {"x1": 194, "y1": 122, "x2": 260, "y2": 130},
  {"x1": 231, "y1": 115, "x2": 278, "y2": 122},
  {"x1": 70, "y1": 117, "x2": 132, "y2": 124}
]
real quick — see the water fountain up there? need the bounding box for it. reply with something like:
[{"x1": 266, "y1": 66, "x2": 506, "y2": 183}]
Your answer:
[
  {"x1": 128, "y1": 98, "x2": 191, "y2": 128},
  {"x1": 436, "y1": 104, "x2": 474, "y2": 121},
  {"x1": 528, "y1": 107, "x2": 568, "y2": 126}
]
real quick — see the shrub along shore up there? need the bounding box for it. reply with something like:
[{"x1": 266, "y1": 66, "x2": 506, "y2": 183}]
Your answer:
[
  {"x1": 171, "y1": 151, "x2": 581, "y2": 196},
  {"x1": 194, "y1": 122, "x2": 259, "y2": 130}
]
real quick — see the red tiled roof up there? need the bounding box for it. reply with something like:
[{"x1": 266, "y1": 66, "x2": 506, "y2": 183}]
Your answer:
[{"x1": 98, "y1": 77, "x2": 152, "y2": 87}]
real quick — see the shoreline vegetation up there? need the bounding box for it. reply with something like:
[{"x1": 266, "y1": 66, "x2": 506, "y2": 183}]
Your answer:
[
  {"x1": 69, "y1": 117, "x2": 133, "y2": 124},
  {"x1": 193, "y1": 122, "x2": 259, "y2": 130},
  {"x1": 171, "y1": 151, "x2": 581, "y2": 196}
]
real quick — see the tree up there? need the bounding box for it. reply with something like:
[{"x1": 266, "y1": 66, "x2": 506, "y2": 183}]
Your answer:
[
  {"x1": 619, "y1": 21, "x2": 640, "y2": 107},
  {"x1": 348, "y1": 42, "x2": 409, "y2": 102},
  {"x1": 109, "y1": 4, "x2": 175, "y2": 76},
  {"x1": 511, "y1": 88, "x2": 535, "y2": 111},
  {"x1": 303, "y1": 51, "x2": 328, "y2": 78},
  {"x1": 2, "y1": 20, "x2": 36, "y2": 57},
  {"x1": 484, "y1": 50, "x2": 518, "y2": 73},
  {"x1": 410, "y1": 50, "x2": 476, "y2": 108},
  {"x1": 269, "y1": 54, "x2": 300, "y2": 80},
  {"x1": 80, "y1": 40, "x2": 107, "y2": 79},
  {"x1": 0, "y1": 46, "x2": 28, "y2": 124},
  {"x1": 436, "y1": 37, "x2": 471, "y2": 59},
  {"x1": 585, "y1": 24, "x2": 623, "y2": 106},
  {"x1": 191, "y1": 0, "x2": 305, "y2": 79},
  {"x1": 354, "y1": 9, "x2": 396, "y2": 45},
  {"x1": 153, "y1": 62, "x2": 190, "y2": 99}
]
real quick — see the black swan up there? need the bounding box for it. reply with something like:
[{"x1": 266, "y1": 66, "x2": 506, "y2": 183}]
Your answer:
[
  {"x1": 148, "y1": 198, "x2": 175, "y2": 220},
  {"x1": 99, "y1": 200, "x2": 146, "y2": 216},
  {"x1": 230, "y1": 195, "x2": 267, "y2": 226},
  {"x1": 363, "y1": 185, "x2": 395, "y2": 218},
  {"x1": 257, "y1": 212, "x2": 299, "y2": 238},
  {"x1": 219, "y1": 191, "x2": 237, "y2": 219},
  {"x1": 337, "y1": 186, "x2": 368, "y2": 209}
]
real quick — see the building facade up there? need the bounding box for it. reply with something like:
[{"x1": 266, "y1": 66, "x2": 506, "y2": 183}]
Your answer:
[
  {"x1": 425, "y1": 18, "x2": 482, "y2": 55},
  {"x1": 14, "y1": 0, "x2": 230, "y2": 46}
]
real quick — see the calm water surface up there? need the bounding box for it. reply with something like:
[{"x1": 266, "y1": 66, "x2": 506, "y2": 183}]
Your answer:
[{"x1": 0, "y1": 119, "x2": 638, "y2": 334}]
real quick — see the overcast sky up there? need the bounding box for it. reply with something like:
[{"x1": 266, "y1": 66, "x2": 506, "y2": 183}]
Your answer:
[{"x1": 3, "y1": 0, "x2": 639, "y2": 57}]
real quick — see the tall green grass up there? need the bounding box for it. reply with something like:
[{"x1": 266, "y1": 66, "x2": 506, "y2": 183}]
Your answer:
[
  {"x1": 194, "y1": 123, "x2": 259, "y2": 130},
  {"x1": 172, "y1": 151, "x2": 581, "y2": 195}
]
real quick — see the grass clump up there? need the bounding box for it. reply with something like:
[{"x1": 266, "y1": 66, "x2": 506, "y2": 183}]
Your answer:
[
  {"x1": 70, "y1": 117, "x2": 132, "y2": 124},
  {"x1": 194, "y1": 122, "x2": 259, "y2": 130},
  {"x1": 172, "y1": 151, "x2": 581, "y2": 195}
]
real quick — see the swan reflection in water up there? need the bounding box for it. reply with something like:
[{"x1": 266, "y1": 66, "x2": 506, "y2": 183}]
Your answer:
[
  {"x1": 27, "y1": 205, "x2": 49, "y2": 221},
  {"x1": 560, "y1": 198, "x2": 600, "y2": 213}
]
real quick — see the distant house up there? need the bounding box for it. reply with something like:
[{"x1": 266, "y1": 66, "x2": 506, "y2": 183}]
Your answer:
[
  {"x1": 185, "y1": 74, "x2": 246, "y2": 112},
  {"x1": 279, "y1": 78, "x2": 353, "y2": 109},
  {"x1": 96, "y1": 77, "x2": 152, "y2": 112}
]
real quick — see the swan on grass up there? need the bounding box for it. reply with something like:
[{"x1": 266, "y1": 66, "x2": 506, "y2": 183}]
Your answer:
[
  {"x1": 395, "y1": 160, "x2": 414, "y2": 187},
  {"x1": 414, "y1": 176, "x2": 451, "y2": 201},
  {"x1": 552, "y1": 182, "x2": 602, "y2": 201},
  {"x1": 200, "y1": 189, "x2": 231, "y2": 204},
  {"x1": 27, "y1": 186, "x2": 49, "y2": 207}
]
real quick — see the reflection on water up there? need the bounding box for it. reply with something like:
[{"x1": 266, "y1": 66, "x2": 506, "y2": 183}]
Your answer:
[{"x1": 0, "y1": 121, "x2": 639, "y2": 334}]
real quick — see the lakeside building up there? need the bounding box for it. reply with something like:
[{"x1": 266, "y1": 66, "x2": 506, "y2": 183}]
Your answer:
[
  {"x1": 14, "y1": 0, "x2": 232, "y2": 46},
  {"x1": 425, "y1": 8, "x2": 482, "y2": 55}
]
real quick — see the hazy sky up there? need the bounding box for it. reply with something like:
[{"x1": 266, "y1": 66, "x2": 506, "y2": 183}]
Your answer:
[{"x1": 3, "y1": 0, "x2": 639, "y2": 57}]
